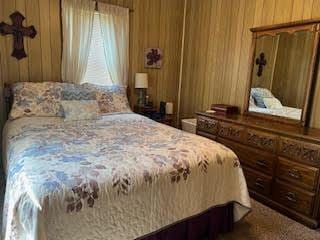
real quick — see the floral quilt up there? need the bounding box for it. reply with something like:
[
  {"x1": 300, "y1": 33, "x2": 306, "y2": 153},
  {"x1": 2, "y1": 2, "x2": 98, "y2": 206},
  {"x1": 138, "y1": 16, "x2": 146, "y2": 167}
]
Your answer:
[{"x1": 2, "y1": 113, "x2": 251, "y2": 240}]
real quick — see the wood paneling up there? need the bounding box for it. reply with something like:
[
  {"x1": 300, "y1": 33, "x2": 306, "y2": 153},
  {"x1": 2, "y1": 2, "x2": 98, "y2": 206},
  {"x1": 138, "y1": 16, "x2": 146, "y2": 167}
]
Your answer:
[
  {"x1": 180, "y1": 0, "x2": 320, "y2": 128},
  {"x1": 0, "y1": 0, "x2": 61, "y2": 83},
  {"x1": 0, "y1": 0, "x2": 184, "y2": 122}
]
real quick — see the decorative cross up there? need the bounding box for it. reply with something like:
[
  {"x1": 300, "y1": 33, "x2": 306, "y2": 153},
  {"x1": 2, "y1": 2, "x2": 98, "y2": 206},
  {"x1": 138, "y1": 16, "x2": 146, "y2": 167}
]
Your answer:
[
  {"x1": 0, "y1": 11, "x2": 37, "y2": 60},
  {"x1": 255, "y1": 52, "x2": 267, "y2": 77}
]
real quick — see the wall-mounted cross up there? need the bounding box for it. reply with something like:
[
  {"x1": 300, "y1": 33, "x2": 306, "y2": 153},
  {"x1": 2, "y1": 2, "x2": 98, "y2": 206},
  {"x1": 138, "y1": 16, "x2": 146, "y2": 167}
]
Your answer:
[
  {"x1": 255, "y1": 52, "x2": 267, "y2": 77},
  {"x1": 0, "y1": 11, "x2": 37, "y2": 60}
]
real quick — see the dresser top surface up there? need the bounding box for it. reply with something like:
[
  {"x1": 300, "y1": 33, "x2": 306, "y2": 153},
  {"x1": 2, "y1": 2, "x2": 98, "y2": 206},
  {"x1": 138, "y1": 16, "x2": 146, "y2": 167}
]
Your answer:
[{"x1": 197, "y1": 112, "x2": 320, "y2": 143}]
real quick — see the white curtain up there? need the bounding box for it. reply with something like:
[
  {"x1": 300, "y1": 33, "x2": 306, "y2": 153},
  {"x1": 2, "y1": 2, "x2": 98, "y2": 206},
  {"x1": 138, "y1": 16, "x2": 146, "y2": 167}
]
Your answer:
[
  {"x1": 98, "y1": 2, "x2": 129, "y2": 86},
  {"x1": 61, "y1": 0, "x2": 95, "y2": 84}
]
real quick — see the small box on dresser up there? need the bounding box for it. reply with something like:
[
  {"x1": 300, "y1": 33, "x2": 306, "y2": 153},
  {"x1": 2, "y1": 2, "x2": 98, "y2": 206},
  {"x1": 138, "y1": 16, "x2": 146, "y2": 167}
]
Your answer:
[{"x1": 196, "y1": 112, "x2": 320, "y2": 228}]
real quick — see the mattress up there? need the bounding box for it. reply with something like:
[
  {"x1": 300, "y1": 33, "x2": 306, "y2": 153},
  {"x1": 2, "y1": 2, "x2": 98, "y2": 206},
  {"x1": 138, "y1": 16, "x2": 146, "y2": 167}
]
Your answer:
[
  {"x1": 249, "y1": 105, "x2": 302, "y2": 120},
  {"x1": 2, "y1": 113, "x2": 250, "y2": 240}
]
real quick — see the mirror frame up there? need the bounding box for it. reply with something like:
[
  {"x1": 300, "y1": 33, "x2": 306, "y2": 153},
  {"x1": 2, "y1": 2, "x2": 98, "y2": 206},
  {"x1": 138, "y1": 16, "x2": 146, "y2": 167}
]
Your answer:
[{"x1": 244, "y1": 19, "x2": 320, "y2": 126}]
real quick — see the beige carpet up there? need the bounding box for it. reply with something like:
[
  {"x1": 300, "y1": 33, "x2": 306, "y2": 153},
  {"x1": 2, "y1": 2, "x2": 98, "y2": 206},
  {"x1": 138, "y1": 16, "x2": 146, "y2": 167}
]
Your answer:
[{"x1": 220, "y1": 199, "x2": 320, "y2": 240}]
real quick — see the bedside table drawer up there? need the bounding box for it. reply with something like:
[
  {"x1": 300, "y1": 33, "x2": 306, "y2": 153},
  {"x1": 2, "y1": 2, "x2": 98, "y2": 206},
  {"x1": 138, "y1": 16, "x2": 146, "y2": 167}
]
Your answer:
[
  {"x1": 218, "y1": 122, "x2": 246, "y2": 143},
  {"x1": 243, "y1": 167, "x2": 272, "y2": 197},
  {"x1": 197, "y1": 116, "x2": 219, "y2": 135},
  {"x1": 274, "y1": 180, "x2": 315, "y2": 216},
  {"x1": 276, "y1": 158, "x2": 319, "y2": 191}
]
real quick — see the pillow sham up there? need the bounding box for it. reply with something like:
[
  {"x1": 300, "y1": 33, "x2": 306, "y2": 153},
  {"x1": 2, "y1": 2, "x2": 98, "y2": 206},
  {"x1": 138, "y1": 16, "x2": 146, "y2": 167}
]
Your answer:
[
  {"x1": 82, "y1": 83, "x2": 131, "y2": 114},
  {"x1": 9, "y1": 82, "x2": 63, "y2": 120},
  {"x1": 60, "y1": 100, "x2": 101, "y2": 121},
  {"x1": 251, "y1": 88, "x2": 274, "y2": 108},
  {"x1": 61, "y1": 83, "x2": 96, "y2": 101},
  {"x1": 263, "y1": 97, "x2": 283, "y2": 109}
]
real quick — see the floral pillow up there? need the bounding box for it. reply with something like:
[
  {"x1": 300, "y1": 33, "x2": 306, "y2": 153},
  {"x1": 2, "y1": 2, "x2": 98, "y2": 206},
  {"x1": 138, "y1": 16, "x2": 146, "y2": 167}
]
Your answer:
[
  {"x1": 9, "y1": 82, "x2": 63, "y2": 120},
  {"x1": 82, "y1": 83, "x2": 131, "y2": 114},
  {"x1": 251, "y1": 88, "x2": 274, "y2": 108},
  {"x1": 60, "y1": 100, "x2": 101, "y2": 121}
]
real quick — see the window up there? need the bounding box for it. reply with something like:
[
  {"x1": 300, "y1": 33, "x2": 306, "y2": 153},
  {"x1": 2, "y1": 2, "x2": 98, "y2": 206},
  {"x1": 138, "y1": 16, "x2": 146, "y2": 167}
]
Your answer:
[{"x1": 82, "y1": 13, "x2": 112, "y2": 85}]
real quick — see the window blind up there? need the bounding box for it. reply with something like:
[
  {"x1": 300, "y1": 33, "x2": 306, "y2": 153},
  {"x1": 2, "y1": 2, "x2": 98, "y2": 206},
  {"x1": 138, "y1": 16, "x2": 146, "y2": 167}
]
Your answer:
[{"x1": 82, "y1": 13, "x2": 112, "y2": 85}]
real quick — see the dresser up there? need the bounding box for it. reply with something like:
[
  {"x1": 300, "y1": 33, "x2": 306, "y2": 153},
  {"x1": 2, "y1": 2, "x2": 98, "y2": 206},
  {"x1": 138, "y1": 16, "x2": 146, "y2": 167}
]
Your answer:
[{"x1": 196, "y1": 112, "x2": 320, "y2": 228}]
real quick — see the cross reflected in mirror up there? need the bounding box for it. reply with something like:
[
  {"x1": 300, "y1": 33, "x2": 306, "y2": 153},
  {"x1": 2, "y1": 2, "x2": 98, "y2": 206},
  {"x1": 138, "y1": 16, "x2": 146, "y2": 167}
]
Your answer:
[
  {"x1": 255, "y1": 52, "x2": 267, "y2": 77},
  {"x1": 0, "y1": 11, "x2": 37, "y2": 60}
]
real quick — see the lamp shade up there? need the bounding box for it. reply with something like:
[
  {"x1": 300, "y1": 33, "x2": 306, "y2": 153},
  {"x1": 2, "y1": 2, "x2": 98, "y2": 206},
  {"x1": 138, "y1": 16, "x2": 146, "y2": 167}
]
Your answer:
[{"x1": 135, "y1": 73, "x2": 148, "y2": 88}]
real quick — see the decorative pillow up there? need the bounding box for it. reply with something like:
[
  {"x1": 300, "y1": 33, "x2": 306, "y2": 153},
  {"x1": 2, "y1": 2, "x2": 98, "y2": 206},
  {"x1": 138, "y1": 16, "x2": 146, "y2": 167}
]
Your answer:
[
  {"x1": 61, "y1": 83, "x2": 96, "y2": 100},
  {"x1": 82, "y1": 83, "x2": 131, "y2": 114},
  {"x1": 60, "y1": 100, "x2": 101, "y2": 121},
  {"x1": 263, "y1": 97, "x2": 283, "y2": 109},
  {"x1": 9, "y1": 82, "x2": 63, "y2": 120},
  {"x1": 251, "y1": 88, "x2": 274, "y2": 108},
  {"x1": 249, "y1": 95, "x2": 256, "y2": 107}
]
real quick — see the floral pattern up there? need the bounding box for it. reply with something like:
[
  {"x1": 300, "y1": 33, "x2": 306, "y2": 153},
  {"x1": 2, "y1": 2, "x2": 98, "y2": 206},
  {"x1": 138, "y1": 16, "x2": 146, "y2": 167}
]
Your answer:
[
  {"x1": 2, "y1": 113, "x2": 250, "y2": 240},
  {"x1": 9, "y1": 82, "x2": 63, "y2": 120},
  {"x1": 82, "y1": 83, "x2": 131, "y2": 114},
  {"x1": 60, "y1": 100, "x2": 101, "y2": 121}
]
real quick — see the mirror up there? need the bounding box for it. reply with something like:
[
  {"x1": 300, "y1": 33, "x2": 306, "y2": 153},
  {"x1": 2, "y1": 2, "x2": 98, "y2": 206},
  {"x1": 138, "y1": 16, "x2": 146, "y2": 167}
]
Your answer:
[{"x1": 246, "y1": 21, "x2": 320, "y2": 125}]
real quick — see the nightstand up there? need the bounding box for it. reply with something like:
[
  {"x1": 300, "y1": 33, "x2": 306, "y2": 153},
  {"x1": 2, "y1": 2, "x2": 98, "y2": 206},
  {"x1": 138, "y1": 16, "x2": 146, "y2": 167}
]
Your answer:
[
  {"x1": 133, "y1": 105, "x2": 174, "y2": 126},
  {"x1": 133, "y1": 105, "x2": 157, "y2": 118}
]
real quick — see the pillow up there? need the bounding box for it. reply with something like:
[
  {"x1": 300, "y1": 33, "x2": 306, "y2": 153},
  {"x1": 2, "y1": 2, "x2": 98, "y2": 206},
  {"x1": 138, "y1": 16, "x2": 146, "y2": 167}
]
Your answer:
[
  {"x1": 60, "y1": 100, "x2": 101, "y2": 121},
  {"x1": 61, "y1": 83, "x2": 96, "y2": 101},
  {"x1": 263, "y1": 97, "x2": 283, "y2": 109},
  {"x1": 9, "y1": 82, "x2": 63, "y2": 120},
  {"x1": 82, "y1": 83, "x2": 131, "y2": 114},
  {"x1": 251, "y1": 88, "x2": 274, "y2": 108},
  {"x1": 249, "y1": 95, "x2": 256, "y2": 107}
]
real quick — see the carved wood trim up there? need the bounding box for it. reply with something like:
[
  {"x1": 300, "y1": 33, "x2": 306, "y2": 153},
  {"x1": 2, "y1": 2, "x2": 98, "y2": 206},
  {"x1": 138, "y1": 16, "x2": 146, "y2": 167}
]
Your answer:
[
  {"x1": 280, "y1": 138, "x2": 320, "y2": 166},
  {"x1": 196, "y1": 116, "x2": 218, "y2": 135},
  {"x1": 247, "y1": 130, "x2": 277, "y2": 153}
]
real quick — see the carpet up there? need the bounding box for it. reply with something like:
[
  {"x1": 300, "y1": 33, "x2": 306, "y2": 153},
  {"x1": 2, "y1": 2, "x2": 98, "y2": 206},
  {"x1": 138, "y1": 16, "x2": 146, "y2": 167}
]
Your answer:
[{"x1": 220, "y1": 200, "x2": 320, "y2": 240}]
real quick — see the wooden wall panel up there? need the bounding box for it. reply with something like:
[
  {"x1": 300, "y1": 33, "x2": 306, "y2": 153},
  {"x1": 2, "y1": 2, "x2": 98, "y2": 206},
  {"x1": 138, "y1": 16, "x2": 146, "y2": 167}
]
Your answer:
[
  {"x1": 0, "y1": 0, "x2": 61, "y2": 83},
  {"x1": 180, "y1": 0, "x2": 320, "y2": 128}
]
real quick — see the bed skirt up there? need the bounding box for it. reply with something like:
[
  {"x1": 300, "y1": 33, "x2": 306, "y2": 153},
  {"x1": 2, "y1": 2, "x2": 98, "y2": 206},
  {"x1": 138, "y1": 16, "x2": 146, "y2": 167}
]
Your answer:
[{"x1": 137, "y1": 203, "x2": 234, "y2": 240}]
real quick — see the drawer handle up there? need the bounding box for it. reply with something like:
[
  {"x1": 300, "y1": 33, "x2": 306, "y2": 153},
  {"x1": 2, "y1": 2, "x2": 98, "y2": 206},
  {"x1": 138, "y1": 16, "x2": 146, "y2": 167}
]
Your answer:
[
  {"x1": 288, "y1": 169, "x2": 301, "y2": 180},
  {"x1": 285, "y1": 192, "x2": 297, "y2": 203},
  {"x1": 254, "y1": 178, "x2": 265, "y2": 189},
  {"x1": 256, "y1": 160, "x2": 267, "y2": 168}
]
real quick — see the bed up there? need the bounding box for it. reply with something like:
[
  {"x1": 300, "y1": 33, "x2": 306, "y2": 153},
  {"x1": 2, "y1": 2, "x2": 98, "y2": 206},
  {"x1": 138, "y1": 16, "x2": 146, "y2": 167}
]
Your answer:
[
  {"x1": 249, "y1": 105, "x2": 302, "y2": 120},
  {"x1": 2, "y1": 82, "x2": 251, "y2": 240}
]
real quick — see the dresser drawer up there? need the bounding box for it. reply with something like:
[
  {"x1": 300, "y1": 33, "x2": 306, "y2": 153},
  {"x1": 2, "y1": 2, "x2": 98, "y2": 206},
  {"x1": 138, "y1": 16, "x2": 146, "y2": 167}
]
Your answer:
[
  {"x1": 218, "y1": 138, "x2": 275, "y2": 175},
  {"x1": 243, "y1": 167, "x2": 272, "y2": 197},
  {"x1": 197, "y1": 116, "x2": 219, "y2": 135},
  {"x1": 218, "y1": 122, "x2": 246, "y2": 143},
  {"x1": 279, "y1": 137, "x2": 320, "y2": 166},
  {"x1": 273, "y1": 180, "x2": 315, "y2": 216},
  {"x1": 276, "y1": 158, "x2": 319, "y2": 191},
  {"x1": 246, "y1": 129, "x2": 278, "y2": 153}
]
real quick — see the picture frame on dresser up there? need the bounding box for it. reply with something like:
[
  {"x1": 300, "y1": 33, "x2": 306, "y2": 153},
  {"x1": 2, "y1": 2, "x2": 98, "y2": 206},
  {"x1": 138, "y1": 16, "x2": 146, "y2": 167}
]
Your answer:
[{"x1": 244, "y1": 19, "x2": 320, "y2": 126}]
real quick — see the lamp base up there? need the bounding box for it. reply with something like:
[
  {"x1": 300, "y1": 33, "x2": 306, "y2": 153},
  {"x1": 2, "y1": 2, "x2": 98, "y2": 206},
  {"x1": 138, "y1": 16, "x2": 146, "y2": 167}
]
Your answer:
[{"x1": 137, "y1": 89, "x2": 146, "y2": 106}]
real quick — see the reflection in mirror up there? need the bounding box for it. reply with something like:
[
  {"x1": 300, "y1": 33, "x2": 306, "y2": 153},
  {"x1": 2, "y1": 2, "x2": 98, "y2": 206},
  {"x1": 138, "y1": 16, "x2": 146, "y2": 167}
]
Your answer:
[{"x1": 249, "y1": 30, "x2": 315, "y2": 121}]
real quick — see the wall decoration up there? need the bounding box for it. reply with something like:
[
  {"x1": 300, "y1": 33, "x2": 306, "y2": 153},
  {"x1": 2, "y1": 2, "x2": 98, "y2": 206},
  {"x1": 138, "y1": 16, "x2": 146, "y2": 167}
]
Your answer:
[
  {"x1": 145, "y1": 48, "x2": 163, "y2": 69},
  {"x1": 0, "y1": 11, "x2": 37, "y2": 60}
]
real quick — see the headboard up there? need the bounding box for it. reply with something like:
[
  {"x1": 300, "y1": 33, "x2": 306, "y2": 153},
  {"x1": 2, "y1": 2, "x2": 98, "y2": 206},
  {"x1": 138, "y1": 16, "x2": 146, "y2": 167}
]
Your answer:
[{"x1": 4, "y1": 83, "x2": 13, "y2": 120}]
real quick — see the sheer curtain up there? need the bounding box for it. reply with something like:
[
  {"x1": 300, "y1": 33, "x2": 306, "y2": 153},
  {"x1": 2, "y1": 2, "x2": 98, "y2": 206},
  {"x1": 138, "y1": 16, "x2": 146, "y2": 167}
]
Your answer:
[
  {"x1": 98, "y1": 2, "x2": 129, "y2": 86},
  {"x1": 61, "y1": 0, "x2": 95, "y2": 84}
]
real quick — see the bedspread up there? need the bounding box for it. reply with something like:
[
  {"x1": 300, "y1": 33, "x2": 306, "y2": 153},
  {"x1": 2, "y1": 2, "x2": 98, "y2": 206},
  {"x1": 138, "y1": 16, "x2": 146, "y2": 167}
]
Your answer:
[{"x1": 2, "y1": 113, "x2": 250, "y2": 240}]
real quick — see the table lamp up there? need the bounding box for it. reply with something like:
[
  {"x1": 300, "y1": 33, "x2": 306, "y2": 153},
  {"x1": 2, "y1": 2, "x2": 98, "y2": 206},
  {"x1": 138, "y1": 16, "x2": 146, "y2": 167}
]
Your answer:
[{"x1": 135, "y1": 73, "x2": 148, "y2": 106}]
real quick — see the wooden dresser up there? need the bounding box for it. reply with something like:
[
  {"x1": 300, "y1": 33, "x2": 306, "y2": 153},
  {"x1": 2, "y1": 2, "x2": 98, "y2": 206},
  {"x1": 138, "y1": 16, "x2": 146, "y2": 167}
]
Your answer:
[{"x1": 196, "y1": 112, "x2": 320, "y2": 228}]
